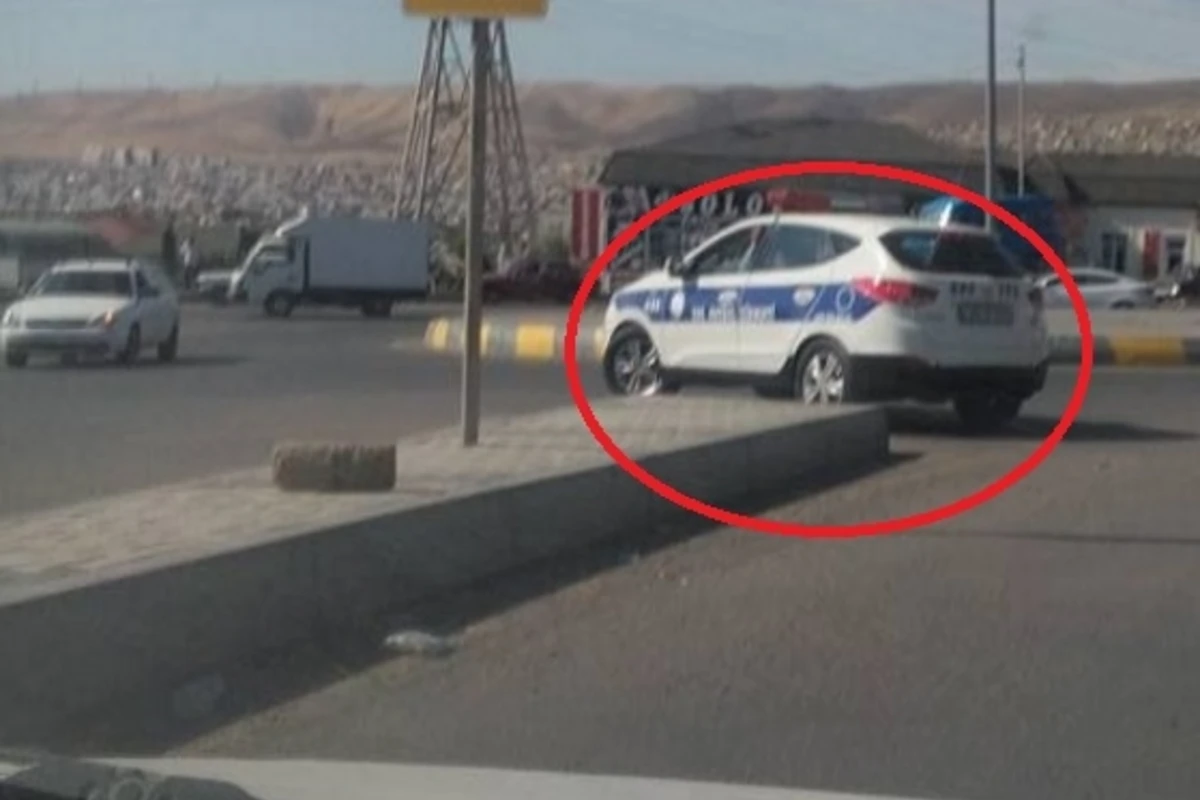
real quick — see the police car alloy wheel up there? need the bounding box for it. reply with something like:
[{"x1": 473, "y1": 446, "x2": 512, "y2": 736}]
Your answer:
[
  {"x1": 603, "y1": 327, "x2": 675, "y2": 397},
  {"x1": 793, "y1": 340, "x2": 852, "y2": 404}
]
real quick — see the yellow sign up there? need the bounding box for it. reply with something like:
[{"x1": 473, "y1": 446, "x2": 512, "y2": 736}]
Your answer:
[{"x1": 402, "y1": 0, "x2": 547, "y2": 17}]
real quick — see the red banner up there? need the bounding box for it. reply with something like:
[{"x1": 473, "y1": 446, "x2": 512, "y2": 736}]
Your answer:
[
  {"x1": 766, "y1": 188, "x2": 832, "y2": 212},
  {"x1": 570, "y1": 186, "x2": 605, "y2": 265},
  {"x1": 1142, "y1": 228, "x2": 1161, "y2": 279}
]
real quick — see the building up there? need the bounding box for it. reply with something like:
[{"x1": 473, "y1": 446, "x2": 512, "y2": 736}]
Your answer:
[
  {"x1": 1025, "y1": 153, "x2": 1200, "y2": 279},
  {"x1": 0, "y1": 217, "x2": 120, "y2": 292},
  {"x1": 574, "y1": 116, "x2": 1031, "y2": 267},
  {"x1": 572, "y1": 116, "x2": 1200, "y2": 281}
]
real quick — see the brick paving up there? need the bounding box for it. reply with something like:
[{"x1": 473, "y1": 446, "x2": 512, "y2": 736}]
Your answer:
[{"x1": 0, "y1": 398, "x2": 852, "y2": 594}]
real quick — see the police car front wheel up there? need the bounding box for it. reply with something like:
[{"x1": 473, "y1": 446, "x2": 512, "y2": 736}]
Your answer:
[{"x1": 603, "y1": 327, "x2": 679, "y2": 397}]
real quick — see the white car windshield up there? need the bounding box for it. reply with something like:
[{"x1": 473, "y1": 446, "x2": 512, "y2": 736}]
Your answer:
[{"x1": 30, "y1": 270, "x2": 133, "y2": 298}]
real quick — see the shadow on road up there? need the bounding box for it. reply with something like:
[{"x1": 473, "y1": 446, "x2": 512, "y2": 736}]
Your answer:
[
  {"x1": 921, "y1": 528, "x2": 1200, "y2": 548},
  {"x1": 887, "y1": 406, "x2": 1196, "y2": 443},
  {"x1": 32, "y1": 452, "x2": 920, "y2": 757},
  {"x1": 14, "y1": 354, "x2": 245, "y2": 371}
]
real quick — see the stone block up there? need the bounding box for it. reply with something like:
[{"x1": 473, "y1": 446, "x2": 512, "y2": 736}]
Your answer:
[{"x1": 272, "y1": 443, "x2": 396, "y2": 492}]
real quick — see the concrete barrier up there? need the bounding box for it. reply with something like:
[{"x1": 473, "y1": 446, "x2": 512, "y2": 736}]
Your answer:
[
  {"x1": 421, "y1": 317, "x2": 1200, "y2": 368},
  {"x1": 0, "y1": 398, "x2": 888, "y2": 742},
  {"x1": 272, "y1": 443, "x2": 397, "y2": 492}
]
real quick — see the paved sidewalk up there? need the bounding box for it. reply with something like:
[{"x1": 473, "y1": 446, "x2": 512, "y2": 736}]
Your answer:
[{"x1": 0, "y1": 399, "x2": 860, "y2": 595}]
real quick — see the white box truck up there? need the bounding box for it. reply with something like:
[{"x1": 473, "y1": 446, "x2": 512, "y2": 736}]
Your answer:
[{"x1": 228, "y1": 211, "x2": 431, "y2": 318}]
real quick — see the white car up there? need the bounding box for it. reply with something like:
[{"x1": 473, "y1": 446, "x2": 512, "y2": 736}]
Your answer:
[
  {"x1": 601, "y1": 214, "x2": 1051, "y2": 431},
  {"x1": 1035, "y1": 267, "x2": 1155, "y2": 310},
  {"x1": 1, "y1": 259, "x2": 181, "y2": 368}
]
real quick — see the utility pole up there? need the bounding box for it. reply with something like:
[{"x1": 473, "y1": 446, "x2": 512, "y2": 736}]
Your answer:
[
  {"x1": 461, "y1": 18, "x2": 489, "y2": 446},
  {"x1": 984, "y1": 0, "x2": 998, "y2": 232},
  {"x1": 1017, "y1": 42, "x2": 1027, "y2": 197},
  {"x1": 400, "y1": 0, "x2": 548, "y2": 448}
]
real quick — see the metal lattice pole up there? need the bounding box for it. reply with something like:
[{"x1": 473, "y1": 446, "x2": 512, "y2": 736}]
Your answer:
[{"x1": 393, "y1": 18, "x2": 538, "y2": 260}]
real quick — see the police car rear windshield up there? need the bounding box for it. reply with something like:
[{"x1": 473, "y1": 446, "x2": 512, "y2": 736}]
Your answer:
[{"x1": 881, "y1": 229, "x2": 1024, "y2": 278}]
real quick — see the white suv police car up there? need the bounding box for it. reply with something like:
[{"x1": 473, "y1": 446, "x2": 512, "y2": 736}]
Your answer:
[{"x1": 600, "y1": 213, "x2": 1051, "y2": 431}]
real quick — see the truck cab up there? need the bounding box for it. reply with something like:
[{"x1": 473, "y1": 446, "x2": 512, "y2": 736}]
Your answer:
[
  {"x1": 227, "y1": 234, "x2": 299, "y2": 313},
  {"x1": 916, "y1": 194, "x2": 1064, "y2": 274}
]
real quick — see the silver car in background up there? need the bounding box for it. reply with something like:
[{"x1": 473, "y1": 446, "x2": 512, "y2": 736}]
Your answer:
[{"x1": 1035, "y1": 267, "x2": 1156, "y2": 310}]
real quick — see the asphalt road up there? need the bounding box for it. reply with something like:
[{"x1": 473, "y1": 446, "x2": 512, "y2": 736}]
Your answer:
[
  {"x1": 126, "y1": 366, "x2": 1200, "y2": 800},
  {"x1": 0, "y1": 303, "x2": 603, "y2": 517}
]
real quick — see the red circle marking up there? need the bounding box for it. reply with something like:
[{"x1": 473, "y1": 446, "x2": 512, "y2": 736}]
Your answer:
[{"x1": 563, "y1": 161, "x2": 1093, "y2": 539}]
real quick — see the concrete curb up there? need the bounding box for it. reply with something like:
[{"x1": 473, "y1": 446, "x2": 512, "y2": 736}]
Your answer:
[
  {"x1": 420, "y1": 317, "x2": 1200, "y2": 368},
  {"x1": 0, "y1": 401, "x2": 888, "y2": 741}
]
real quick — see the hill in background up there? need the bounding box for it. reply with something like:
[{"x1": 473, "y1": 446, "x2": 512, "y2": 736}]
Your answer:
[{"x1": 2, "y1": 80, "x2": 1200, "y2": 164}]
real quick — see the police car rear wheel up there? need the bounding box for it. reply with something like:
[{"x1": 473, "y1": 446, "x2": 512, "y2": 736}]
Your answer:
[
  {"x1": 793, "y1": 340, "x2": 851, "y2": 405},
  {"x1": 604, "y1": 328, "x2": 677, "y2": 397}
]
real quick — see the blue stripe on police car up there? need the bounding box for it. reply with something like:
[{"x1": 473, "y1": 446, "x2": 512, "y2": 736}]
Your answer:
[{"x1": 613, "y1": 282, "x2": 880, "y2": 324}]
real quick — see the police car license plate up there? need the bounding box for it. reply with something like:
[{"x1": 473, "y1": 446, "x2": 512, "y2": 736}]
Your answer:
[{"x1": 956, "y1": 302, "x2": 1014, "y2": 326}]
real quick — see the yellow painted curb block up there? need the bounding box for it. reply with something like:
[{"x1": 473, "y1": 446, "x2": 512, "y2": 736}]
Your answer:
[
  {"x1": 513, "y1": 324, "x2": 560, "y2": 361},
  {"x1": 424, "y1": 318, "x2": 451, "y2": 351},
  {"x1": 1109, "y1": 337, "x2": 1187, "y2": 366}
]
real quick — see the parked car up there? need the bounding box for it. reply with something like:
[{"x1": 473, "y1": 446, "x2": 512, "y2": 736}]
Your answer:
[
  {"x1": 482, "y1": 258, "x2": 583, "y2": 304},
  {"x1": 1034, "y1": 267, "x2": 1155, "y2": 310},
  {"x1": 601, "y1": 214, "x2": 1049, "y2": 432},
  {"x1": 195, "y1": 268, "x2": 235, "y2": 304},
  {"x1": 1156, "y1": 266, "x2": 1200, "y2": 307}
]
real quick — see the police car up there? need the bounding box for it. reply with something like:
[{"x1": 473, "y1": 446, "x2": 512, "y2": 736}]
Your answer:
[{"x1": 600, "y1": 213, "x2": 1050, "y2": 431}]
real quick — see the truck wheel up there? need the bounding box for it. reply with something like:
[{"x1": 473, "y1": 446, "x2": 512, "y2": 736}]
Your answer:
[
  {"x1": 264, "y1": 291, "x2": 295, "y2": 318},
  {"x1": 953, "y1": 391, "x2": 1022, "y2": 434}
]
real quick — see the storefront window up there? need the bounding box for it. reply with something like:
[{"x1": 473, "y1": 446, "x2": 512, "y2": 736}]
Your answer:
[{"x1": 1100, "y1": 231, "x2": 1128, "y2": 274}]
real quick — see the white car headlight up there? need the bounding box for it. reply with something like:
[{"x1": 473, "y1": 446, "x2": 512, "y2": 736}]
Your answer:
[
  {"x1": 1, "y1": 308, "x2": 20, "y2": 328},
  {"x1": 89, "y1": 309, "x2": 119, "y2": 329}
]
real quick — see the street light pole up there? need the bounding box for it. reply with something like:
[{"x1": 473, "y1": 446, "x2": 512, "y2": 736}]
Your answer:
[
  {"x1": 461, "y1": 18, "x2": 489, "y2": 446},
  {"x1": 984, "y1": 0, "x2": 998, "y2": 232},
  {"x1": 1017, "y1": 42, "x2": 1027, "y2": 196}
]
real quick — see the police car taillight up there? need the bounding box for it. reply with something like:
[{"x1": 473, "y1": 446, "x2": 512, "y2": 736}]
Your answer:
[{"x1": 852, "y1": 278, "x2": 938, "y2": 307}]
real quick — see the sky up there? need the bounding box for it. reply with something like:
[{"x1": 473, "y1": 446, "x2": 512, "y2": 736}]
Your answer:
[{"x1": 2, "y1": 0, "x2": 1200, "y2": 94}]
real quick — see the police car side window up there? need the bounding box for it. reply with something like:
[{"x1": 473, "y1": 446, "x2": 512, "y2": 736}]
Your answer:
[
  {"x1": 831, "y1": 233, "x2": 861, "y2": 256},
  {"x1": 749, "y1": 225, "x2": 851, "y2": 272},
  {"x1": 688, "y1": 228, "x2": 756, "y2": 276}
]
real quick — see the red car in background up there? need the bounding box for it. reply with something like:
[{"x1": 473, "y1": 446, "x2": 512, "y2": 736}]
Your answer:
[{"x1": 481, "y1": 258, "x2": 585, "y2": 304}]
